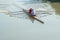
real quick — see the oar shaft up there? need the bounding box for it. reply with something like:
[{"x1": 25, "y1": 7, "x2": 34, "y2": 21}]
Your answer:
[{"x1": 33, "y1": 16, "x2": 44, "y2": 24}]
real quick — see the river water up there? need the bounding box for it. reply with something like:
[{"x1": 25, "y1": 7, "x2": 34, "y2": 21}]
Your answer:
[{"x1": 0, "y1": 2, "x2": 60, "y2": 40}]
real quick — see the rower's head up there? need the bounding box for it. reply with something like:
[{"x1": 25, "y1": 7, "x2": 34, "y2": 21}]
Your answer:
[
  {"x1": 28, "y1": 8, "x2": 33, "y2": 13},
  {"x1": 29, "y1": 8, "x2": 33, "y2": 11}
]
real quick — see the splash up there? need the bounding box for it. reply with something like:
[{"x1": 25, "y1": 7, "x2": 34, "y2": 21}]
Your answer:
[{"x1": 1, "y1": 0, "x2": 56, "y2": 19}]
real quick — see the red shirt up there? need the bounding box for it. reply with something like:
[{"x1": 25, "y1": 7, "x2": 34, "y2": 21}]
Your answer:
[{"x1": 29, "y1": 8, "x2": 33, "y2": 13}]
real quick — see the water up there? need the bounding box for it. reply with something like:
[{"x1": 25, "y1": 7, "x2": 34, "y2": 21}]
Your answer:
[
  {"x1": 0, "y1": 1, "x2": 60, "y2": 40},
  {"x1": 51, "y1": 3, "x2": 60, "y2": 15}
]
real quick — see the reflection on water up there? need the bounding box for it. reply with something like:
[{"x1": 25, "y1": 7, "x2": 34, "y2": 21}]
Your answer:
[
  {"x1": 51, "y1": 3, "x2": 60, "y2": 15},
  {"x1": 0, "y1": 2, "x2": 60, "y2": 19},
  {"x1": 0, "y1": 2, "x2": 60, "y2": 20},
  {"x1": 5, "y1": 2, "x2": 56, "y2": 19}
]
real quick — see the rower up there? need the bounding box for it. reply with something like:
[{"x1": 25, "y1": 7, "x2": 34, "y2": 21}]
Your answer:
[{"x1": 28, "y1": 8, "x2": 36, "y2": 16}]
